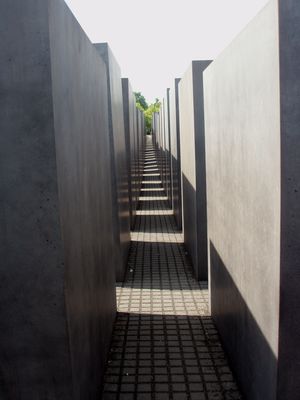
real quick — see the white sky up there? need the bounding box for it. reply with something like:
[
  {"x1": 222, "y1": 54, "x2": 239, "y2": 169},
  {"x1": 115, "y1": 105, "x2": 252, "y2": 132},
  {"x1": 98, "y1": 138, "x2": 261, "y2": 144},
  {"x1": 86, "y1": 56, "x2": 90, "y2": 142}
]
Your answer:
[{"x1": 65, "y1": 0, "x2": 269, "y2": 104}]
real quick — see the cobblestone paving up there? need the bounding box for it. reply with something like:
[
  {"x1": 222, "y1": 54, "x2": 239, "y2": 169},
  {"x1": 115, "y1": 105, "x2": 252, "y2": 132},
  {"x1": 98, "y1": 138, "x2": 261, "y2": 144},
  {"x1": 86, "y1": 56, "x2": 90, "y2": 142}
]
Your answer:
[{"x1": 102, "y1": 140, "x2": 242, "y2": 400}]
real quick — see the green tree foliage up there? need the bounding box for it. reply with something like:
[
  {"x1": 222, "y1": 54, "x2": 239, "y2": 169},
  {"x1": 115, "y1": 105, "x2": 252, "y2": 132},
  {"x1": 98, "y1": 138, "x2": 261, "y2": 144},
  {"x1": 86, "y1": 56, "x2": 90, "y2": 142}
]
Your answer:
[
  {"x1": 134, "y1": 92, "x2": 148, "y2": 111},
  {"x1": 144, "y1": 99, "x2": 161, "y2": 133},
  {"x1": 134, "y1": 92, "x2": 161, "y2": 134}
]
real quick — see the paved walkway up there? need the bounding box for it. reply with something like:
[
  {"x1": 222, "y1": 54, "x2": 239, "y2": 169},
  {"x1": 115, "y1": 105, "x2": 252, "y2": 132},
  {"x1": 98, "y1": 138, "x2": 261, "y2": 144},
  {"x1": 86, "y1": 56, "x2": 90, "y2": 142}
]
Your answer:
[{"x1": 102, "y1": 139, "x2": 242, "y2": 400}]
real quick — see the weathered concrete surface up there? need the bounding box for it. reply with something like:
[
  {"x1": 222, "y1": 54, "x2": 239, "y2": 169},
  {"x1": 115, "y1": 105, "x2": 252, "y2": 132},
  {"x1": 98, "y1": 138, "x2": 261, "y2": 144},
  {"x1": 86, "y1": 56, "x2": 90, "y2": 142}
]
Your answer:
[
  {"x1": 204, "y1": 1, "x2": 300, "y2": 399},
  {"x1": 94, "y1": 43, "x2": 131, "y2": 282},
  {"x1": 170, "y1": 79, "x2": 182, "y2": 229},
  {"x1": 0, "y1": 0, "x2": 116, "y2": 398},
  {"x1": 122, "y1": 78, "x2": 138, "y2": 229},
  {"x1": 179, "y1": 60, "x2": 211, "y2": 280}
]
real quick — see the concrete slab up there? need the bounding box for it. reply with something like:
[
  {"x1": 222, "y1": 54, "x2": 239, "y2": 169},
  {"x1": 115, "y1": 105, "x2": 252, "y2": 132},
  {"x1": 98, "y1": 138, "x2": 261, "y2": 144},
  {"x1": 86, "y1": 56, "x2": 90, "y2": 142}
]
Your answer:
[
  {"x1": 122, "y1": 78, "x2": 138, "y2": 229},
  {"x1": 136, "y1": 109, "x2": 143, "y2": 195},
  {"x1": 156, "y1": 108, "x2": 164, "y2": 184},
  {"x1": 179, "y1": 60, "x2": 212, "y2": 280},
  {"x1": 159, "y1": 98, "x2": 167, "y2": 194},
  {"x1": 204, "y1": 1, "x2": 300, "y2": 398},
  {"x1": 0, "y1": 0, "x2": 116, "y2": 398},
  {"x1": 165, "y1": 89, "x2": 172, "y2": 207},
  {"x1": 133, "y1": 106, "x2": 139, "y2": 206},
  {"x1": 94, "y1": 43, "x2": 131, "y2": 282},
  {"x1": 170, "y1": 79, "x2": 182, "y2": 229}
]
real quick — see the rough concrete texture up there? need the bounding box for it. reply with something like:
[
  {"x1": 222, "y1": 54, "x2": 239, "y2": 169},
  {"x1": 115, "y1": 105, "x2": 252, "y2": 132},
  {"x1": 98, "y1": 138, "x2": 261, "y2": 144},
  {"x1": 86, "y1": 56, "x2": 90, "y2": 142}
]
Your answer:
[
  {"x1": 204, "y1": 1, "x2": 300, "y2": 399},
  {"x1": 0, "y1": 0, "x2": 116, "y2": 398},
  {"x1": 94, "y1": 43, "x2": 131, "y2": 282},
  {"x1": 170, "y1": 79, "x2": 182, "y2": 229},
  {"x1": 122, "y1": 78, "x2": 138, "y2": 229},
  {"x1": 179, "y1": 60, "x2": 212, "y2": 281}
]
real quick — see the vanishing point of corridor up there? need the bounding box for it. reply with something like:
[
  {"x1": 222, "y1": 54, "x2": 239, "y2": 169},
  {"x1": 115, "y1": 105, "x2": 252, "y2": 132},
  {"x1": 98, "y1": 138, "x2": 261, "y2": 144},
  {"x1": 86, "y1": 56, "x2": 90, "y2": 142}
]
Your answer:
[{"x1": 101, "y1": 138, "x2": 242, "y2": 400}]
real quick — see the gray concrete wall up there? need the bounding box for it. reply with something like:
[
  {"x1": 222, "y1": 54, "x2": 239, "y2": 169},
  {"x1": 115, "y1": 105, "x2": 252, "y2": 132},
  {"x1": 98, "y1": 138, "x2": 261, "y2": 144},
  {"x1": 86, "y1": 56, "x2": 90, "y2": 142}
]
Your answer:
[
  {"x1": 136, "y1": 109, "x2": 142, "y2": 196},
  {"x1": 94, "y1": 43, "x2": 131, "y2": 282},
  {"x1": 139, "y1": 110, "x2": 144, "y2": 190},
  {"x1": 152, "y1": 111, "x2": 161, "y2": 176},
  {"x1": 156, "y1": 108, "x2": 164, "y2": 181},
  {"x1": 179, "y1": 60, "x2": 211, "y2": 280},
  {"x1": 165, "y1": 89, "x2": 172, "y2": 207},
  {"x1": 204, "y1": 0, "x2": 300, "y2": 398},
  {"x1": 122, "y1": 78, "x2": 137, "y2": 229},
  {"x1": 156, "y1": 105, "x2": 162, "y2": 182},
  {"x1": 159, "y1": 99, "x2": 167, "y2": 193},
  {"x1": 152, "y1": 112, "x2": 159, "y2": 146},
  {"x1": 49, "y1": 4, "x2": 117, "y2": 397},
  {"x1": 133, "y1": 105, "x2": 139, "y2": 209},
  {"x1": 137, "y1": 109, "x2": 146, "y2": 194},
  {"x1": 277, "y1": 0, "x2": 300, "y2": 398},
  {"x1": 170, "y1": 79, "x2": 182, "y2": 229},
  {"x1": 0, "y1": 2, "x2": 73, "y2": 398},
  {"x1": 0, "y1": 0, "x2": 116, "y2": 398}
]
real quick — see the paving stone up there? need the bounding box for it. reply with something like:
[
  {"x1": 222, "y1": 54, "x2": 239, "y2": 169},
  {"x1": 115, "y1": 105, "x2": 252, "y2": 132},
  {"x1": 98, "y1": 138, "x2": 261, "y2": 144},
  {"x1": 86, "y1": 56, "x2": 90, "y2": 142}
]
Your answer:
[
  {"x1": 190, "y1": 393, "x2": 206, "y2": 400},
  {"x1": 172, "y1": 383, "x2": 186, "y2": 392},
  {"x1": 103, "y1": 383, "x2": 118, "y2": 393},
  {"x1": 189, "y1": 383, "x2": 204, "y2": 392},
  {"x1": 102, "y1": 393, "x2": 118, "y2": 400},
  {"x1": 120, "y1": 383, "x2": 135, "y2": 392},
  {"x1": 119, "y1": 394, "x2": 134, "y2": 400},
  {"x1": 101, "y1": 140, "x2": 242, "y2": 399},
  {"x1": 138, "y1": 394, "x2": 152, "y2": 400},
  {"x1": 155, "y1": 394, "x2": 169, "y2": 400},
  {"x1": 137, "y1": 383, "x2": 152, "y2": 392},
  {"x1": 173, "y1": 393, "x2": 188, "y2": 400}
]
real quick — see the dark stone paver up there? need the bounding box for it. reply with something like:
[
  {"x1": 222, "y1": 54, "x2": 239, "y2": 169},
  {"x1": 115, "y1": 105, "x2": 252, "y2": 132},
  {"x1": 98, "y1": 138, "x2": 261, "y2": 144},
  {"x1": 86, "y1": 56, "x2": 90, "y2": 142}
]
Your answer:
[{"x1": 102, "y1": 139, "x2": 242, "y2": 399}]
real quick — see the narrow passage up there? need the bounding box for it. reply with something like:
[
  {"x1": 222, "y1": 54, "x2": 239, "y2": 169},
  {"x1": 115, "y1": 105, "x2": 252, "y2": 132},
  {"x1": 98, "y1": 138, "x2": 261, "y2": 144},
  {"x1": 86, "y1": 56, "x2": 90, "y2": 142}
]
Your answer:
[{"x1": 102, "y1": 138, "x2": 242, "y2": 400}]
